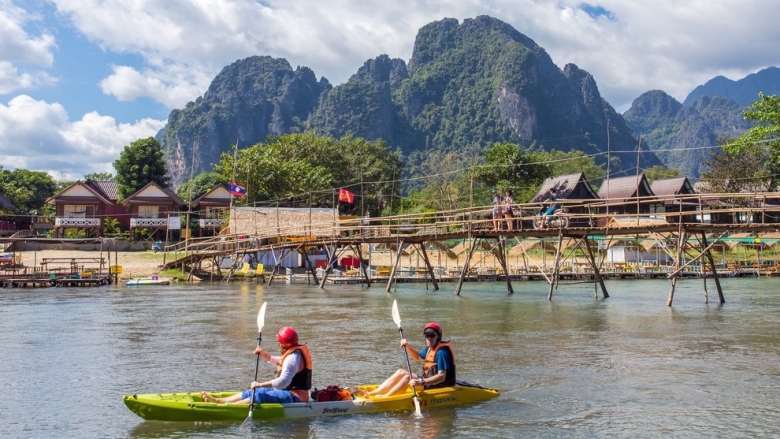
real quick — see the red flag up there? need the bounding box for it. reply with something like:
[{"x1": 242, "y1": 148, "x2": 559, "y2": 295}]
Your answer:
[{"x1": 338, "y1": 188, "x2": 355, "y2": 203}]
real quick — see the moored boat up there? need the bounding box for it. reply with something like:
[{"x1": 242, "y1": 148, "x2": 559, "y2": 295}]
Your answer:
[
  {"x1": 123, "y1": 381, "x2": 499, "y2": 422},
  {"x1": 126, "y1": 277, "x2": 171, "y2": 286}
]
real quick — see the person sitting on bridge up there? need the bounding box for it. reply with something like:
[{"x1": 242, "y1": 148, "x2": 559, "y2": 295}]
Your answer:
[
  {"x1": 201, "y1": 326, "x2": 312, "y2": 404},
  {"x1": 357, "y1": 322, "x2": 455, "y2": 398},
  {"x1": 541, "y1": 187, "x2": 562, "y2": 228}
]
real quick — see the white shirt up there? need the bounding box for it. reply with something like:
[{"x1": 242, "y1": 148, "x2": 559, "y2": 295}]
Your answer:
[{"x1": 267, "y1": 351, "x2": 303, "y2": 389}]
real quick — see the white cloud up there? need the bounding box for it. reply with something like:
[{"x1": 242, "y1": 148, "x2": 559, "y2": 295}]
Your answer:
[
  {"x1": 0, "y1": 2, "x2": 57, "y2": 93},
  {"x1": 46, "y1": 0, "x2": 780, "y2": 112},
  {"x1": 0, "y1": 95, "x2": 165, "y2": 180},
  {"x1": 99, "y1": 64, "x2": 209, "y2": 108}
]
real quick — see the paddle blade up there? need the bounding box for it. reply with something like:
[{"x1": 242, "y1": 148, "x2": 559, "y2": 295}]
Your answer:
[
  {"x1": 240, "y1": 411, "x2": 253, "y2": 428},
  {"x1": 412, "y1": 396, "x2": 423, "y2": 418},
  {"x1": 391, "y1": 299, "x2": 401, "y2": 327},
  {"x1": 257, "y1": 302, "x2": 267, "y2": 332}
]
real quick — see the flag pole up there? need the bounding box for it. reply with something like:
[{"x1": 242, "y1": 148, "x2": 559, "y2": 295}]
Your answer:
[{"x1": 229, "y1": 139, "x2": 238, "y2": 233}]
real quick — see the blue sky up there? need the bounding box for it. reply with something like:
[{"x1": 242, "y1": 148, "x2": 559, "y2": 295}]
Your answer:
[{"x1": 2, "y1": 0, "x2": 779, "y2": 181}]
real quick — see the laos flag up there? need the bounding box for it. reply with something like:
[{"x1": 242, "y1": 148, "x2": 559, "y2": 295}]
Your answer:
[{"x1": 228, "y1": 181, "x2": 247, "y2": 197}]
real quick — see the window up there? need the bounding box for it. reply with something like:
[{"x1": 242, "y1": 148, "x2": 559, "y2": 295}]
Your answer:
[
  {"x1": 138, "y1": 205, "x2": 160, "y2": 218},
  {"x1": 64, "y1": 205, "x2": 87, "y2": 218}
]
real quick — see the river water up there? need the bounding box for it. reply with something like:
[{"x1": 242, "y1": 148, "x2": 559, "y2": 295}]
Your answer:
[{"x1": 1, "y1": 277, "x2": 779, "y2": 438}]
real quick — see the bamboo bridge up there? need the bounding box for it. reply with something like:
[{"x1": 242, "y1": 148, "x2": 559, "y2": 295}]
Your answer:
[{"x1": 160, "y1": 192, "x2": 780, "y2": 306}]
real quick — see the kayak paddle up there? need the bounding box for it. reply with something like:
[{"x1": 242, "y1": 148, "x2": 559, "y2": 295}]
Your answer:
[
  {"x1": 391, "y1": 299, "x2": 423, "y2": 418},
  {"x1": 241, "y1": 301, "x2": 267, "y2": 428}
]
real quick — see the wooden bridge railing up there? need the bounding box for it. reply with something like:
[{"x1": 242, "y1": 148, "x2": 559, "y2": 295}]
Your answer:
[{"x1": 163, "y1": 192, "x2": 780, "y2": 256}]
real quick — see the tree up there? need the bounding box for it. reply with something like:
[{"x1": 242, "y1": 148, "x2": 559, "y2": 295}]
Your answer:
[
  {"x1": 0, "y1": 166, "x2": 57, "y2": 213},
  {"x1": 213, "y1": 133, "x2": 402, "y2": 216},
  {"x1": 475, "y1": 142, "x2": 550, "y2": 202},
  {"x1": 113, "y1": 137, "x2": 170, "y2": 199},
  {"x1": 83, "y1": 172, "x2": 114, "y2": 181},
  {"x1": 176, "y1": 172, "x2": 228, "y2": 203},
  {"x1": 541, "y1": 149, "x2": 609, "y2": 188},
  {"x1": 643, "y1": 165, "x2": 681, "y2": 184},
  {"x1": 723, "y1": 93, "x2": 780, "y2": 191},
  {"x1": 404, "y1": 150, "x2": 475, "y2": 213},
  {"x1": 700, "y1": 137, "x2": 772, "y2": 193}
]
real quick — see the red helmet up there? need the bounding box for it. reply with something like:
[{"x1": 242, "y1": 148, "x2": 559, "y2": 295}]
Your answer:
[
  {"x1": 277, "y1": 326, "x2": 298, "y2": 348},
  {"x1": 423, "y1": 322, "x2": 442, "y2": 337}
]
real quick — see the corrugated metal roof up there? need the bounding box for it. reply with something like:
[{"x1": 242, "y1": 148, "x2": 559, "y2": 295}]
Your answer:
[
  {"x1": 531, "y1": 172, "x2": 599, "y2": 202},
  {"x1": 650, "y1": 177, "x2": 695, "y2": 196},
  {"x1": 0, "y1": 192, "x2": 16, "y2": 210},
  {"x1": 598, "y1": 174, "x2": 654, "y2": 200}
]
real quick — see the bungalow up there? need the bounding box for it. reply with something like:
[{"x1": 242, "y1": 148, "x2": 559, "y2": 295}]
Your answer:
[
  {"x1": 121, "y1": 182, "x2": 185, "y2": 240},
  {"x1": 530, "y1": 172, "x2": 600, "y2": 227},
  {"x1": 46, "y1": 180, "x2": 124, "y2": 237},
  {"x1": 0, "y1": 192, "x2": 17, "y2": 237},
  {"x1": 596, "y1": 173, "x2": 660, "y2": 225},
  {"x1": 189, "y1": 184, "x2": 232, "y2": 237},
  {"x1": 649, "y1": 177, "x2": 698, "y2": 223}
]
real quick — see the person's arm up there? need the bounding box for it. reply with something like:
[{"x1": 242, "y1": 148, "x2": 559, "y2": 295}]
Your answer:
[
  {"x1": 250, "y1": 350, "x2": 300, "y2": 389},
  {"x1": 255, "y1": 347, "x2": 281, "y2": 365},
  {"x1": 400, "y1": 339, "x2": 422, "y2": 362}
]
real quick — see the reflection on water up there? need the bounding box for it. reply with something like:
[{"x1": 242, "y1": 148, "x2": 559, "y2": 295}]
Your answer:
[{"x1": 1, "y1": 278, "x2": 780, "y2": 438}]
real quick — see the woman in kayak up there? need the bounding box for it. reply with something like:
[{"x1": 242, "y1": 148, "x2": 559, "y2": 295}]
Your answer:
[
  {"x1": 201, "y1": 326, "x2": 312, "y2": 404},
  {"x1": 359, "y1": 322, "x2": 455, "y2": 397}
]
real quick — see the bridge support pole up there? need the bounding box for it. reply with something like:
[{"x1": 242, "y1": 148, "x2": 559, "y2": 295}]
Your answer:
[
  {"x1": 701, "y1": 232, "x2": 725, "y2": 304},
  {"x1": 455, "y1": 238, "x2": 479, "y2": 296},
  {"x1": 301, "y1": 248, "x2": 319, "y2": 285},
  {"x1": 353, "y1": 244, "x2": 371, "y2": 288},
  {"x1": 547, "y1": 232, "x2": 564, "y2": 301},
  {"x1": 386, "y1": 241, "x2": 407, "y2": 293},
  {"x1": 667, "y1": 231, "x2": 686, "y2": 306},
  {"x1": 418, "y1": 243, "x2": 439, "y2": 291},
  {"x1": 494, "y1": 237, "x2": 514, "y2": 295},
  {"x1": 582, "y1": 237, "x2": 608, "y2": 299}
]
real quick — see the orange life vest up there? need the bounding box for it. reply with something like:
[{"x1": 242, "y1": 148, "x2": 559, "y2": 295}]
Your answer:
[
  {"x1": 422, "y1": 341, "x2": 456, "y2": 387},
  {"x1": 274, "y1": 344, "x2": 313, "y2": 401}
]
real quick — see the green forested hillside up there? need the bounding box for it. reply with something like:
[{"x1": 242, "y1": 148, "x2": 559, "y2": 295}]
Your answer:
[
  {"x1": 623, "y1": 91, "x2": 751, "y2": 177},
  {"x1": 160, "y1": 16, "x2": 662, "y2": 187}
]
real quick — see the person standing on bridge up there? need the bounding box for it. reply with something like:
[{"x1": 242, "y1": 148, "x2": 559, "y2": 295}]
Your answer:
[
  {"x1": 503, "y1": 189, "x2": 515, "y2": 231},
  {"x1": 492, "y1": 191, "x2": 503, "y2": 231}
]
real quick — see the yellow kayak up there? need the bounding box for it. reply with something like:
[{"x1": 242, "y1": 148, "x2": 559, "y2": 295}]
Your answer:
[{"x1": 123, "y1": 381, "x2": 499, "y2": 422}]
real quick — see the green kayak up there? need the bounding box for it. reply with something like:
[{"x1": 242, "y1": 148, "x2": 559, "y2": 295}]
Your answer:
[{"x1": 124, "y1": 382, "x2": 499, "y2": 422}]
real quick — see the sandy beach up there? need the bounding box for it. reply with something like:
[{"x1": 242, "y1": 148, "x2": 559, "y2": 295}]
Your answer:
[
  {"x1": 15, "y1": 249, "x2": 166, "y2": 278},
  {"x1": 11, "y1": 247, "x2": 545, "y2": 279}
]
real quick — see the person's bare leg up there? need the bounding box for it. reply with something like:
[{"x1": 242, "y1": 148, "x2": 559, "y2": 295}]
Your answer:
[
  {"x1": 364, "y1": 369, "x2": 408, "y2": 396},
  {"x1": 201, "y1": 391, "x2": 249, "y2": 404},
  {"x1": 383, "y1": 373, "x2": 414, "y2": 397}
]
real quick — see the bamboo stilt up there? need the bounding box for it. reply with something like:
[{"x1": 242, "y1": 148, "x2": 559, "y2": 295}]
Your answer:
[
  {"x1": 701, "y1": 232, "x2": 725, "y2": 304},
  {"x1": 386, "y1": 241, "x2": 407, "y2": 293},
  {"x1": 548, "y1": 232, "x2": 564, "y2": 301},
  {"x1": 455, "y1": 238, "x2": 479, "y2": 296},
  {"x1": 418, "y1": 243, "x2": 439, "y2": 291},
  {"x1": 495, "y1": 237, "x2": 514, "y2": 295}
]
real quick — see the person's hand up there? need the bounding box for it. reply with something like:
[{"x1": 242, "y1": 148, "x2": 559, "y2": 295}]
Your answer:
[
  {"x1": 410, "y1": 378, "x2": 425, "y2": 386},
  {"x1": 250, "y1": 381, "x2": 263, "y2": 389},
  {"x1": 400, "y1": 338, "x2": 409, "y2": 348},
  {"x1": 254, "y1": 347, "x2": 268, "y2": 359}
]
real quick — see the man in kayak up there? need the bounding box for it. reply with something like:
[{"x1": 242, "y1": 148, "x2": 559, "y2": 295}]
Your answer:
[
  {"x1": 201, "y1": 326, "x2": 312, "y2": 404},
  {"x1": 359, "y1": 322, "x2": 455, "y2": 397}
]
